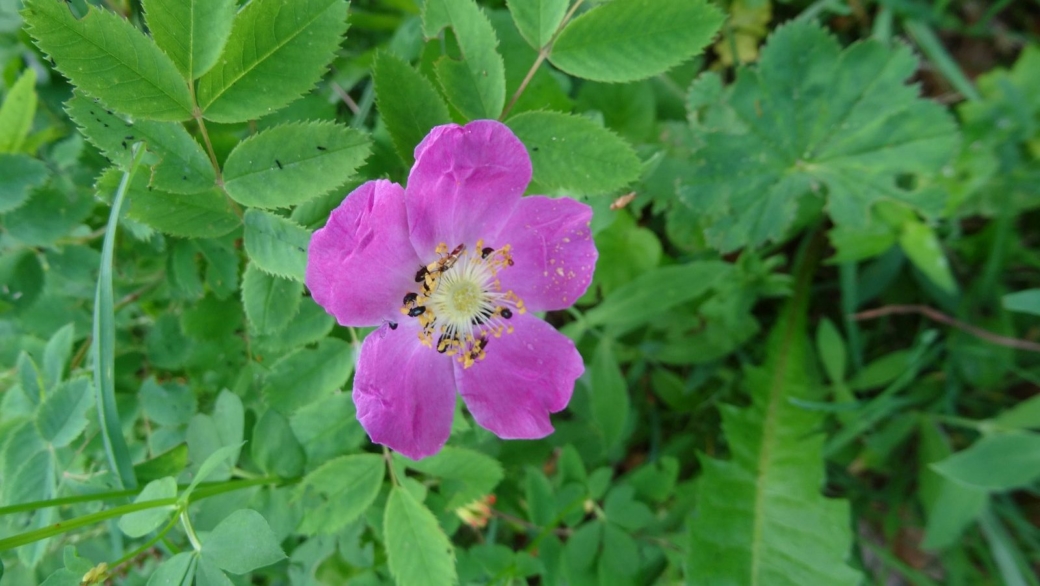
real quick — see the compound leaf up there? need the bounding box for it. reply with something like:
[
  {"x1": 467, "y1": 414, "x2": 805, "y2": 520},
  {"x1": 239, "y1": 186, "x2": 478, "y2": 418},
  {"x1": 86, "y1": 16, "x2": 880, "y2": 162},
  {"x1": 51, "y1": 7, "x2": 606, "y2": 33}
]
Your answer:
[
  {"x1": 294, "y1": 454, "x2": 384, "y2": 534},
  {"x1": 373, "y1": 51, "x2": 451, "y2": 165},
  {"x1": 242, "y1": 263, "x2": 303, "y2": 335},
  {"x1": 142, "y1": 0, "x2": 236, "y2": 80},
  {"x1": 507, "y1": 0, "x2": 568, "y2": 49},
  {"x1": 243, "y1": 209, "x2": 310, "y2": 282},
  {"x1": 423, "y1": 0, "x2": 506, "y2": 120},
  {"x1": 384, "y1": 486, "x2": 457, "y2": 586}
]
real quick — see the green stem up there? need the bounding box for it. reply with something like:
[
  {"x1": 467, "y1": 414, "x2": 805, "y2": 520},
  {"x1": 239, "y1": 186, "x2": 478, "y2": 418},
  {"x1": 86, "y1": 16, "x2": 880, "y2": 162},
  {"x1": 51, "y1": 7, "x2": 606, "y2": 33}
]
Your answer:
[
  {"x1": 93, "y1": 144, "x2": 147, "y2": 492},
  {"x1": 180, "y1": 510, "x2": 202, "y2": 552},
  {"x1": 103, "y1": 514, "x2": 180, "y2": 579}
]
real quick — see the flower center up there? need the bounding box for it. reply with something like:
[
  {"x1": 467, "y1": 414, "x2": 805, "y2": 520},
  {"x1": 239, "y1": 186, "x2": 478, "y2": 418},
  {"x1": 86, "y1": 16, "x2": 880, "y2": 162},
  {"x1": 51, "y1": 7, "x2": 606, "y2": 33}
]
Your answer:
[{"x1": 400, "y1": 241, "x2": 525, "y2": 368}]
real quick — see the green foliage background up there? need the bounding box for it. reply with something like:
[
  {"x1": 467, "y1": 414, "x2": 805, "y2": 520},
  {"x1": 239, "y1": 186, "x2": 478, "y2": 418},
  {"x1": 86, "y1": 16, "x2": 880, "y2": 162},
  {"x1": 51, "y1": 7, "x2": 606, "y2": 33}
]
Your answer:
[{"x1": 1, "y1": 0, "x2": 1039, "y2": 584}]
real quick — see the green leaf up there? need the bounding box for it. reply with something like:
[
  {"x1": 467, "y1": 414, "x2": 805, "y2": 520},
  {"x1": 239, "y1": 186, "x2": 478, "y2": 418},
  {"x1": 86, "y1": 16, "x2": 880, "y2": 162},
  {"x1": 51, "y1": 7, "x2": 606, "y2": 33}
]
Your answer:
[
  {"x1": 42, "y1": 322, "x2": 74, "y2": 390},
  {"x1": 589, "y1": 339, "x2": 629, "y2": 451},
  {"x1": 146, "y1": 552, "x2": 197, "y2": 586},
  {"x1": 195, "y1": 557, "x2": 234, "y2": 586},
  {"x1": 584, "y1": 261, "x2": 732, "y2": 334},
  {"x1": 252, "y1": 409, "x2": 305, "y2": 479},
  {"x1": 5, "y1": 184, "x2": 94, "y2": 247},
  {"x1": 67, "y1": 93, "x2": 215, "y2": 194},
  {"x1": 183, "y1": 443, "x2": 243, "y2": 500},
  {"x1": 196, "y1": 238, "x2": 240, "y2": 299},
  {"x1": 918, "y1": 420, "x2": 987, "y2": 550},
  {"x1": 423, "y1": 0, "x2": 506, "y2": 120},
  {"x1": 931, "y1": 432, "x2": 1040, "y2": 491},
  {"x1": 991, "y1": 395, "x2": 1040, "y2": 431},
  {"x1": 507, "y1": 0, "x2": 567, "y2": 49},
  {"x1": 140, "y1": 377, "x2": 197, "y2": 427},
  {"x1": 118, "y1": 476, "x2": 177, "y2": 537},
  {"x1": 373, "y1": 51, "x2": 452, "y2": 165},
  {"x1": 679, "y1": 22, "x2": 958, "y2": 252},
  {"x1": 142, "y1": 0, "x2": 236, "y2": 80},
  {"x1": 196, "y1": 0, "x2": 349, "y2": 122},
  {"x1": 22, "y1": 0, "x2": 192, "y2": 120},
  {"x1": 223, "y1": 121, "x2": 371, "y2": 208},
  {"x1": 263, "y1": 338, "x2": 354, "y2": 413},
  {"x1": 134, "y1": 445, "x2": 190, "y2": 485},
  {"x1": 252, "y1": 297, "x2": 334, "y2": 353},
  {"x1": 35, "y1": 377, "x2": 93, "y2": 448},
  {"x1": 816, "y1": 318, "x2": 847, "y2": 384},
  {"x1": 405, "y1": 447, "x2": 504, "y2": 509},
  {"x1": 524, "y1": 467, "x2": 556, "y2": 526},
  {"x1": 290, "y1": 393, "x2": 366, "y2": 465},
  {"x1": 243, "y1": 209, "x2": 311, "y2": 282},
  {"x1": 294, "y1": 454, "x2": 384, "y2": 534},
  {"x1": 0, "y1": 154, "x2": 48, "y2": 214},
  {"x1": 687, "y1": 283, "x2": 861, "y2": 584},
  {"x1": 899, "y1": 220, "x2": 957, "y2": 294},
  {"x1": 201, "y1": 509, "x2": 286, "y2": 574},
  {"x1": 507, "y1": 111, "x2": 641, "y2": 196},
  {"x1": 242, "y1": 264, "x2": 303, "y2": 335},
  {"x1": 0, "y1": 68, "x2": 37, "y2": 153},
  {"x1": 384, "y1": 486, "x2": 457, "y2": 586},
  {"x1": 549, "y1": 0, "x2": 722, "y2": 83},
  {"x1": 1002, "y1": 289, "x2": 1040, "y2": 316}
]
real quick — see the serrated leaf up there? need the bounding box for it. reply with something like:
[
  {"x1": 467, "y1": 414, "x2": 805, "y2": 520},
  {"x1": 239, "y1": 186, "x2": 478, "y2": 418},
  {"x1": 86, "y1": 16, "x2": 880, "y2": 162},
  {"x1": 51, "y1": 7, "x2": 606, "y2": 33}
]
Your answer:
[
  {"x1": 0, "y1": 154, "x2": 48, "y2": 214},
  {"x1": 294, "y1": 454, "x2": 384, "y2": 534},
  {"x1": 243, "y1": 209, "x2": 310, "y2": 282},
  {"x1": 35, "y1": 378, "x2": 93, "y2": 448},
  {"x1": 687, "y1": 284, "x2": 861, "y2": 585},
  {"x1": 507, "y1": 0, "x2": 567, "y2": 49},
  {"x1": 679, "y1": 22, "x2": 959, "y2": 252},
  {"x1": 423, "y1": 0, "x2": 506, "y2": 120},
  {"x1": 0, "y1": 68, "x2": 37, "y2": 153},
  {"x1": 262, "y1": 338, "x2": 354, "y2": 413},
  {"x1": 42, "y1": 322, "x2": 74, "y2": 390},
  {"x1": 404, "y1": 447, "x2": 504, "y2": 509},
  {"x1": 252, "y1": 298, "x2": 334, "y2": 353},
  {"x1": 590, "y1": 339, "x2": 628, "y2": 450},
  {"x1": 252, "y1": 409, "x2": 305, "y2": 479},
  {"x1": 22, "y1": 0, "x2": 192, "y2": 120},
  {"x1": 373, "y1": 51, "x2": 451, "y2": 165},
  {"x1": 507, "y1": 111, "x2": 640, "y2": 196},
  {"x1": 201, "y1": 509, "x2": 286, "y2": 574},
  {"x1": 242, "y1": 264, "x2": 302, "y2": 335},
  {"x1": 550, "y1": 0, "x2": 722, "y2": 83},
  {"x1": 196, "y1": 0, "x2": 349, "y2": 122},
  {"x1": 384, "y1": 486, "x2": 457, "y2": 586},
  {"x1": 67, "y1": 93, "x2": 215, "y2": 194},
  {"x1": 118, "y1": 476, "x2": 177, "y2": 538},
  {"x1": 142, "y1": 0, "x2": 236, "y2": 80},
  {"x1": 223, "y1": 122, "x2": 371, "y2": 208}
]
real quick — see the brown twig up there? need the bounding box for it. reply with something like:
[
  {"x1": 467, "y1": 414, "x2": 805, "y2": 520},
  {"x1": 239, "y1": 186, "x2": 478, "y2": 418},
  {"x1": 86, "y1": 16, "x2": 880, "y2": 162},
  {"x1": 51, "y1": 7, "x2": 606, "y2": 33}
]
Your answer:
[{"x1": 853, "y1": 304, "x2": 1040, "y2": 353}]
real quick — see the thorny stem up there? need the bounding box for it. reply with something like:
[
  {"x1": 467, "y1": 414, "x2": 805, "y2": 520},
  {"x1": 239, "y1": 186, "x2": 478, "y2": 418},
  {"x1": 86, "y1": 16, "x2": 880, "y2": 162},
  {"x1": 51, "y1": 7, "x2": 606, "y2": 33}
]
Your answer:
[
  {"x1": 499, "y1": 0, "x2": 586, "y2": 120},
  {"x1": 853, "y1": 304, "x2": 1040, "y2": 353}
]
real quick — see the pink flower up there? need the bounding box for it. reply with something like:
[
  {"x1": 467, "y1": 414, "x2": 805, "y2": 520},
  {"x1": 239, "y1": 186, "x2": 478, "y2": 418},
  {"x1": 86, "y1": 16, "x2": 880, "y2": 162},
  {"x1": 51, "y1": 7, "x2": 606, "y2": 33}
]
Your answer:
[{"x1": 305, "y1": 120, "x2": 597, "y2": 460}]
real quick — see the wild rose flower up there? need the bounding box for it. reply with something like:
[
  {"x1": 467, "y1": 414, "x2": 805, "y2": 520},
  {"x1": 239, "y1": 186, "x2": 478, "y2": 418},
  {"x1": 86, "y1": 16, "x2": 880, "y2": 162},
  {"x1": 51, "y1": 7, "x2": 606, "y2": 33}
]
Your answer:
[{"x1": 306, "y1": 120, "x2": 597, "y2": 460}]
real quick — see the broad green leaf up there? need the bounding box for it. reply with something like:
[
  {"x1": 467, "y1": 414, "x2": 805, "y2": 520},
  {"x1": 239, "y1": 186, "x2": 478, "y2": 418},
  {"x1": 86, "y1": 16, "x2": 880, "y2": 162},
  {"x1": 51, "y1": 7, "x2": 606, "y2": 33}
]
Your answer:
[
  {"x1": 252, "y1": 409, "x2": 305, "y2": 479},
  {"x1": 294, "y1": 454, "x2": 384, "y2": 534},
  {"x1": 679, "y1": 22, "x2": 958, "y2": 252},
  {"x1": 201, "y1": 509, "x2": 286, "y2": 574},
  {"x1": 145, "y1": 313, "x2": 192, "y2": 369},
  {"x1": 134, "y1": 445, "x2": 190, "y2": 485},
  {"x1": 932, "y1": 432, "x2": 1040, "y2": 491},
  {"x1": 992, "y1": 395, "x2": 1040, "y2": 431},
  {"x1": 507, "y1": 111, "x2": 641, "y2": 196},
  {"x1": 183, "y1": 443, "x2": 243, "y2": 500},
  {"x1": 688, "y1": 282, "x2": 861, "y2": 585},
  {"x1": 242, "y1": 264, "x2": 303, "y2": 335},
  {"x1": 142, "y1": 0, "x2": 236, "y2": 80},
  {"x1": 384, "y1": 486, "x2": 457, "y2": 586},
  {"x1": 22, "y1": 0, "x2": 192, "y2": 120},
  {"x1": 423, "y1": 0, "x2": 506, "y2": 120},
  {"x1": 584, "y1": 261, "x2": 732, "y2": 334},
  {"x1": 290, "y1": 393, "x2": 367, "y2": 465},
  {"x1": 195, "y1": 557, "x2": 234, "y2": 586},
  {"x1": 181, "y1": 294, "x2": 242, "y2": 340},
  {"x1": 899, "y1": 220, "x2": 957, "y2": 294},
  {"x1": 918, "y1": 420, "x2": 987, "y2": 550},
  {"x1": 243, "y1": 209, "x2": 311, "y2": 282},
  {"x1": 263, "y1": 338, "x2": 354, "y2": 413},
  {"x1": 252, "y1": 298, "x2": 334, "y2": 353},
  {"x1": 223, "y1": 121, "x2": 371, "y2": 208},
  {"x1": 42, "y1": 322, "x2": 74, "y2": 390},
  {"x1": 507, "y1": 0, "x2": 567, "y2": 49},
  {"x1": 196, "y1": 0, "x2": 349, "y2": 122},
  {"x1": 1002, "y1": 289, "x2": 1040, "y2": 316},
  {"x1": 373, "y1": 51, "x2": 452, "y2": 165},
  {"x1": 5, "y1": 184, "x2": 94, "y2": 247},
  {"x1": 489, "y1": 10, "x2": 572, "y2": 117},
  {"x1": 0, "y1": 250, "x2": 44, "y2": 316},
  {"x1": 146, "y1": 552, "x2": 196, "y2": 586},
  {"x1": 0, "y1": 154, "x2": 48, "y2": 214},
  {"x1": 35, "y1": 377, "x2": 93, "y2": 448},
  {"x1": 405, "y1": 447, "x2": 504, "y2": 509},
  {"x1": 550, "y1": 0, "x2": 722, "y2": 83},
  {"x1": 0, "y1": 68, "x2": 37, "y2": 153},
  {"x1": 67, "y1": 93, "x2": 215, "y2": 194},
  {"x1": 118, "y1": 476, "x2": 177, "y2": 537},
  {"x1": 589, "y1": 339, "x2": 628, "y2": 450},
  {"x1": 1, "y1": 422, "x2": 49, "y2": 505}
]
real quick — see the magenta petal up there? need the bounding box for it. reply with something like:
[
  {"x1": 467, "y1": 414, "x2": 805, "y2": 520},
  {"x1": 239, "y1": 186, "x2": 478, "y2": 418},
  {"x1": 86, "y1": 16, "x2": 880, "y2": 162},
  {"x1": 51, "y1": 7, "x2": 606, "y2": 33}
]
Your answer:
[
  {"x1": 492, "y1": 196, "x2": 597, "y2": 312},
  {"x1": 306, "y1": 180, "x2": 421, "y2": 327},
  {"x1": 354, "y1": 323, "x2": 456, "y2": 459},
  {"x1": 457, "y1": 313, "x2": 583, "y2": 439},
  {"x1": 406, "y1": 120, "x2": 531, "y2": 257}
]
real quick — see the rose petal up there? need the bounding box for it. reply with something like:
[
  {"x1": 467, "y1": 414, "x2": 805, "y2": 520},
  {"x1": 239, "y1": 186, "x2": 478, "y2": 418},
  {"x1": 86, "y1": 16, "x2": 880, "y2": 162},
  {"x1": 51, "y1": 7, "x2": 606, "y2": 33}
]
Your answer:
[
  {"x1": 406, "y1": 120, "x2": 531, "y2": 258},
  {"x1": 491, "y1": 196, "x2": 597, "y2": 312},
  {"x1": 456, "y1": 313, "x2": 583, "y2": 439},
  {"x1": 306, "y1": 180, "x2": 422, "y2": 327},
  {"x1": 354, "y1": 322, "x2": 456, "y2": 459}
]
